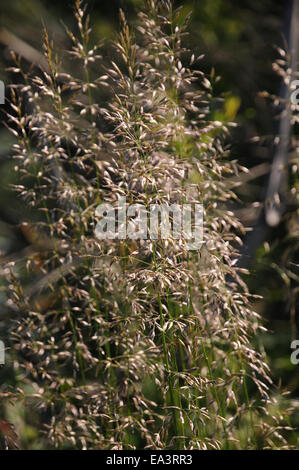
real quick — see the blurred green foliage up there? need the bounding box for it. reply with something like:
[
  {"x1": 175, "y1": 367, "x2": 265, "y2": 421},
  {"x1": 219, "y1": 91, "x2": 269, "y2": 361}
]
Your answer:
[{"x1": 0, "y1": 0, "x2": 298, "y2": 448}]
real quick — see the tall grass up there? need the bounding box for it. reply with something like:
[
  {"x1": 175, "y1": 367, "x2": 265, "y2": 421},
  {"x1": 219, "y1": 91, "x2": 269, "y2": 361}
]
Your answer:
[{"x1": 1, "y1": 0, "x2": 293, "y2": 449}]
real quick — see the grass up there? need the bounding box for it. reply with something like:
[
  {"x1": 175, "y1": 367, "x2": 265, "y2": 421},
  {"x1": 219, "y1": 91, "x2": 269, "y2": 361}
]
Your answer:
[{"x1": 0, "y1": 0, "x2": 295, "y2": 450}]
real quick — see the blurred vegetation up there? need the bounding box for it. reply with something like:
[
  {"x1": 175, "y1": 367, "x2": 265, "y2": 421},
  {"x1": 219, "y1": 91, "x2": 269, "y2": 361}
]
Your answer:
[{"x1": 0, "y1": 0, "x2": 298, "y2": 449}]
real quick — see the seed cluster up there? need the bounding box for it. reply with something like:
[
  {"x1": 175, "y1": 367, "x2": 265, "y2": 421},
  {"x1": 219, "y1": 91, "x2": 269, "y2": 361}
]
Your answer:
[{"x1": 1, "y1": 0, "x2": 293, "y2": 450}]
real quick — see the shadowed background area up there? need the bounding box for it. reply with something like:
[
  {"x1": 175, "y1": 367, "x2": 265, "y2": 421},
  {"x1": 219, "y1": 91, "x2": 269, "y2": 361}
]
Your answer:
[{"x1": 0, "y1": 0, "x2": 298, "y2": 448}]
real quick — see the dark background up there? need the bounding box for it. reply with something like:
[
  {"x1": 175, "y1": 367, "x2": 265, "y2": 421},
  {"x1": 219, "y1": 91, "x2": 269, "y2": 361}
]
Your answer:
[{"x1": 0, "y1": 0, "x2": 298, "y2": 447}]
